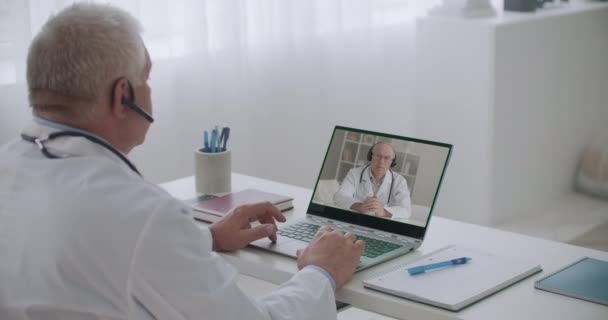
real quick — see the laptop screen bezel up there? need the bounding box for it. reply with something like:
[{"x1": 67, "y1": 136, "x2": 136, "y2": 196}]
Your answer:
[{"x1": 306, "y1": 125, "x2": 452, "y2": 240}]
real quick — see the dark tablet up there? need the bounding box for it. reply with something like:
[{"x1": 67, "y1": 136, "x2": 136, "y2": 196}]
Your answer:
[{"x1": 535, "y1": 257, "x2": 608, "y2": 306}]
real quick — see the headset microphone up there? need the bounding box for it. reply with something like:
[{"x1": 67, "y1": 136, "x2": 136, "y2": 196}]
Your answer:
[{"x1": 121, "y1": 81, "x2": 154, "y2": 123}]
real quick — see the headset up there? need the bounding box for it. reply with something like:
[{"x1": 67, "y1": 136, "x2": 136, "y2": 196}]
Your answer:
[
  {"x1": 366, "y1": 142, "x2": 397, "y2": 168},
  {"x1": 20, "y1": 79, "x2": 153, "y2": 177},
  {"x1": 359, "y1": 142, "x2": 397, "y2": 203},
  {"x1": 121, "y1": 80, "x2": 154, "y2": 123}
]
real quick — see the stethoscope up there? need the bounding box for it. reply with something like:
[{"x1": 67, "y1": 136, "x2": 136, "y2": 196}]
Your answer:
[
  {"x1": 359, "y1": 165, "x2": 394, "y2": 204},
  {"x1": 21, "y1": 131, "x2": 142, "y2": 176},
  {"x1": 21, "y1": 79, "x2": 153, "y2": 177}
]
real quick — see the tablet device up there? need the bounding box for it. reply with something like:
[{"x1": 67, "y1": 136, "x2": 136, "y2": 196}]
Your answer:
[{"x1": 535, "y1": 257, "x2": 608, "y2": 306}]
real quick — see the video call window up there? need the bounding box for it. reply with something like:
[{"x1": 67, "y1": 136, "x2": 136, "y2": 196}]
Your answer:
[{"x1": 311, "y1": 128, "x2": 450, "y2": 227}]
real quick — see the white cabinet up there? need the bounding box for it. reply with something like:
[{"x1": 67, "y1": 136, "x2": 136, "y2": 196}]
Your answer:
[{"x1": 415, "y1": 3, "x2": 608, "y2": 225}]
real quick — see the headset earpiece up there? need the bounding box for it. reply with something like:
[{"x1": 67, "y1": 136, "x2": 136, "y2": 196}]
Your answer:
[{"x1": 116, "y1": 79, "x2": 154, "y2": 123}]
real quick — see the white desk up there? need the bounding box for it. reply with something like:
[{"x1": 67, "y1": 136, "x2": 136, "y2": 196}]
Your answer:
[{"x1": 161, "y1": 173, "x2": 608, "y2": 320}]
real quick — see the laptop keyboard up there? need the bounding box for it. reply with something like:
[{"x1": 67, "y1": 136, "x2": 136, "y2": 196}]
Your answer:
[{"x1": 277, "y1": 222, "x2": 402, "y2": 258}]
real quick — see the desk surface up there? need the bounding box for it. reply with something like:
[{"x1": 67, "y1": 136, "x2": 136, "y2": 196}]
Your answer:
[{"x1": 161, "y1": 173, "x2": 608, "y2": 320}]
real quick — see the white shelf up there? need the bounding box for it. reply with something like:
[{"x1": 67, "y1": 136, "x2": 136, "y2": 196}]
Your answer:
[
  {"x1": 497, "y1": 192, "x2": 608, "y2": 243},
  {"x1": 421, "y1": 1, "x2": 608, "y2": 26}
]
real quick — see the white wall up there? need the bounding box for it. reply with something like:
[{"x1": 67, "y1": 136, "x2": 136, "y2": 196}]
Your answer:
[{"x1": 129, "y1": 26, "x2": 419, "y2": 186}]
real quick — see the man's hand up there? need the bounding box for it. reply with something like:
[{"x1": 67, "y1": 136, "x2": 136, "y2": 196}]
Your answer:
[
  {"x1": 296, "y1": 226, "x2": 365, "y2": 289},
  {"x1": 209, "y1": 202, "x2": 286, "y2": 252},
  {"x1": 350, "y1": 197, "x2": 381, "y2": 214},
  {"x1": 350, "y1": 202, "x2": 365, "y2": 213},
  {"x1": 361, "y1": 197, "x2": 392, "y2": 218}
]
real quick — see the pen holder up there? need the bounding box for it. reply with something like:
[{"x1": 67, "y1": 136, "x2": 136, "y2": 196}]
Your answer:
[{"x1": 194, "y1": 149, "x2": 231, "y2": 195}]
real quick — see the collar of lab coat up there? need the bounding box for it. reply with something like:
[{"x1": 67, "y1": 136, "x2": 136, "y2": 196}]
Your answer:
[
  {"x1": 360, "y1": 166, "x2": 393, "y2": 192},
  {"x1": 20, "y1": 119, "x2": 136, "y2": 176},
  {"x1": 368, "y1": 167, "x2": 386, "y2": 186}
]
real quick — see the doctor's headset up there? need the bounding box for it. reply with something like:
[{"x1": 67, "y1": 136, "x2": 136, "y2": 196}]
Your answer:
[
  {"x1": 21, "y1": 79, "x2": 153, "y2": 177},
  {"x1": 359, "y1": 142, "x2": 397, "y2": 203}
]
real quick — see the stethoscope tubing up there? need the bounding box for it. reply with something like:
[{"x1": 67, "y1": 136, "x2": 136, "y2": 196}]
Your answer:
[{"x1": 21, "y1": 131, "x2": 141, "y2": 176}]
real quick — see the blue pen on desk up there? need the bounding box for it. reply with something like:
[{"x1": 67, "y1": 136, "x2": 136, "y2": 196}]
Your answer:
[{"x1": 407, "y1": 257, "x2": 472, "y2": 276}]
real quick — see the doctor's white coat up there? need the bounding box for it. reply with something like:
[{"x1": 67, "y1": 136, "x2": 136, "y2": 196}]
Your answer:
[
  {"x1": 0, "y1": 121, "x2": 336, "y2": 320},
  {"x1": 333, "y1": 166, "x2": 411, "y2": 220}
]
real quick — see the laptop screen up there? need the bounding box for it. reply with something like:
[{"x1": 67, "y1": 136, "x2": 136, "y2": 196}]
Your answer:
[{"x1": 307, "y1": 126, "x2": 452, "y2": 240}]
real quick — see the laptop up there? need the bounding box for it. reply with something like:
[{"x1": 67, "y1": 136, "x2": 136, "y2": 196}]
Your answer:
[{"x1": 251, "y1": 126, "x2": 452, "y2": 271}]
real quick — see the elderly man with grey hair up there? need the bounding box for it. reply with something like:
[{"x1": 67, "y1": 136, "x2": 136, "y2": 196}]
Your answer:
[{"x1": 0, "y1": 3, "x2": 364, "y2": 320}]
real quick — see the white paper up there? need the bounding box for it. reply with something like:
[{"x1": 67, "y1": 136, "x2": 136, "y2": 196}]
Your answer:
[{"x1": 364, "y1": 245, "x2": 541, "y2": 311}]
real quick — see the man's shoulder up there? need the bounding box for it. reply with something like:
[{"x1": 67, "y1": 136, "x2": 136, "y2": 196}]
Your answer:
[
  {"x1": 391, "y1": 170, "x2": 407, "y2": 182},
  {"x1": 48, "y1": 155, "x2": 182, "y2": 216},
  {"x1": 80, "y1": 158, "x2": 176, "y2": 205},
  {"x1": 390, "y1": 171, "x2": 410, "y2": 191},
  {"x1": 57, "y1": 161, "x2": 190, "y2": 242},
  {"x1": 348, "y1": 166, "x2": 366, "y2": 174}
]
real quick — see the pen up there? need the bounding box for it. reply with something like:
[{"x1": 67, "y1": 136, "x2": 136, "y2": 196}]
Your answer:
[
  {"x1": 203, "y1": 130, "x2": 209, "y2": 152},
  {"x1": 210, "y1": 129, "x2": 217, "y2": 153},
  {"x1": 203, "y1": 126, "x2": 230, "y2": 153},
  {"x1": 219, "y1": 126, "x2": 230, "y2": 152},
  {"x1": 407, "y1": 257, "x2": 472, "y2": 276},
  {"x1": 217, "y1": 126, "x2": 223, "y2": 148},
  {"x1": 214, "y1": 124, "x2": 219, "y2": 152}
]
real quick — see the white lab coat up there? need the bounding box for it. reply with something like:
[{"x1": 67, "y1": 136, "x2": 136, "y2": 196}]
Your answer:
[
  {"x1": 0, "y1": 120, "x2": 336, "y2": 320},
  {"x1": 333, "y1": 166, "x2": 411, "y2": 220}
]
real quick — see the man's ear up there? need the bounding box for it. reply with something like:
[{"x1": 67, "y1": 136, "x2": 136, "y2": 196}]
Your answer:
[{"x1": 110, "y1": 78, "x2": 129, "y2": 120}]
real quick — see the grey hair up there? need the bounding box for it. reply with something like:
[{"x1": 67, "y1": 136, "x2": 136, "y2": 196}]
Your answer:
[{"x1": 26, "y1": 3, "x2": 146, "y2": 118}]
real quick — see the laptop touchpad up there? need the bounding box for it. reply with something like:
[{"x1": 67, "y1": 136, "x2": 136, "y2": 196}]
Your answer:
[{"x1": 250, "y1": 236, "x2": 308, "y2": 258}]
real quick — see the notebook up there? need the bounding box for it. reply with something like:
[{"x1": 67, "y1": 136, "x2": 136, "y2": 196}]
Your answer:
[
  {"x1": 363, "y1": 245, "x2": 542, "y2": 311},
  {"x1": 187, "y1": 189, "x2": 293, "y2": 223},
  {"x1": 535, "y1": 257, "x2": 608, "y2": 306},
  {"x1": 250, "y1": 125, "x2": 453, "y2": 272}
]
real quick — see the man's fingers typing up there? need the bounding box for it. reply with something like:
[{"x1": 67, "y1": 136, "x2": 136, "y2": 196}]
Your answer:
[
  {"x1": 297, "y1": 226, "x2": 365, "y2": 289},
  {"x1": 248, "y1": 202, "x2": 287, "y2": 223},
  {"x1": 241, "y1": 224, "x2": 277, "y2": 244},
  {"x1": 354, "y1": 239, "x2": 366, "y2": 251},
  {"x1": 317, "y1": 225, "x2": 332, "y2": 234},
  {"x1": 344, "y1": 232, "x2": 357, "y2": 242},
  {"x1": 320, "y1": 225, "x2": 332, "y2": 231}
]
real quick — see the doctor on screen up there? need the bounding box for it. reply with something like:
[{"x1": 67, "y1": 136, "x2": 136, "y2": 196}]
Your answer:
[{"x1": 334, "y1": 142, "x2": 412, "y2": 220}]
